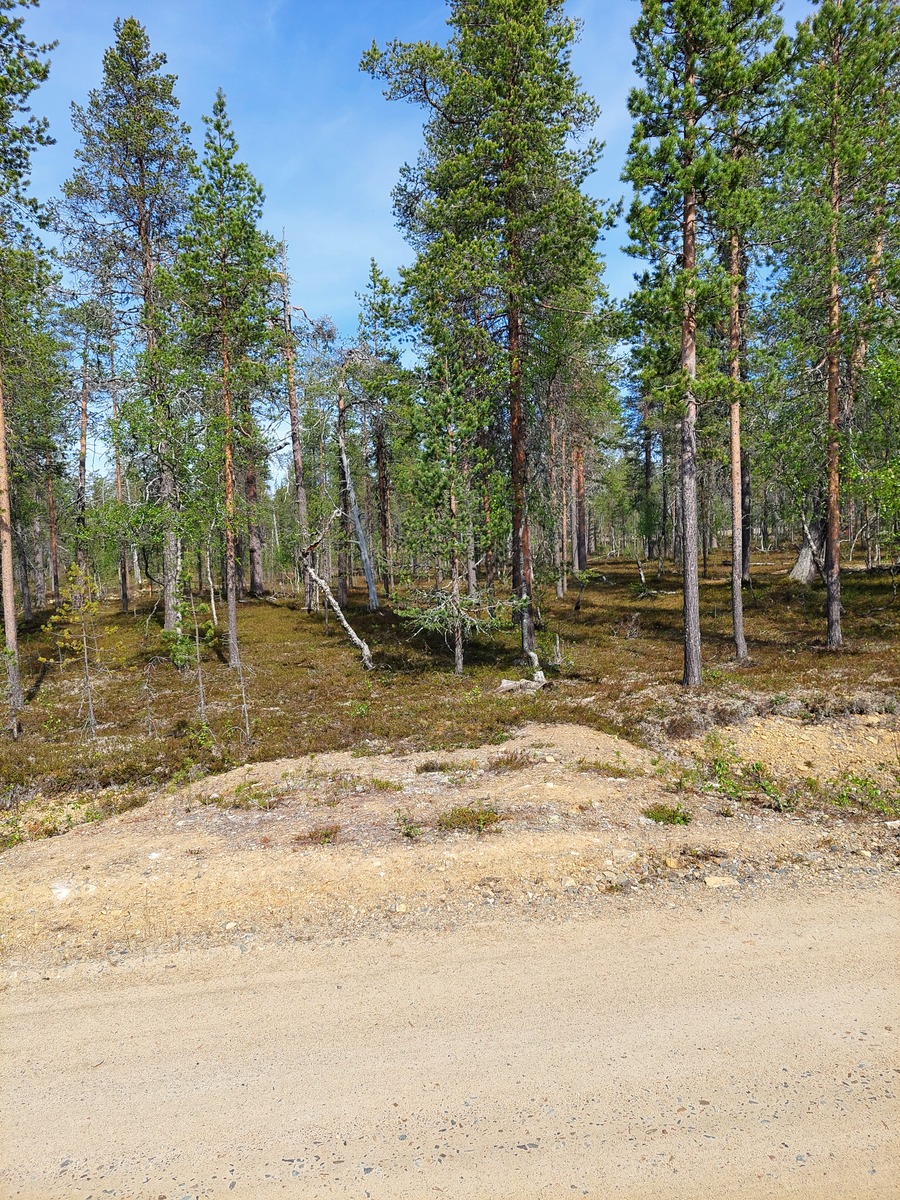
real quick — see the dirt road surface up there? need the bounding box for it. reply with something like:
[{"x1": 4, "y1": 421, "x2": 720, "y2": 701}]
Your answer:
[
  {"x1": 2, "y1": 885, "x2": 898, "y2": 1200},
  {"x1": 2, "y1": 720, "x2": 899, "y2": 1198}
]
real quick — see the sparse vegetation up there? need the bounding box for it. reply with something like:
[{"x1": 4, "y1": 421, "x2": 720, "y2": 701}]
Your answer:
[
  {"x1": 200, "y1": 782, "x2": 279, "y2": 811},
  {"x1": 826, "y1": 772, "x2": 900, "y2": 817},
  {"x1": 396, "y1": 811, "x2": 425, "y2": 839},
  {"x1": 0, "y1": 556, "x2": 897, "y2": 852},
  {"x1": 577, "y1": 757, "x2": 644, "y2": 778},
  {"x1": 294, "y1": 824, "x2": 341, "y2": 846},
  {"x1": 437, "y1": 803, "x2": 503, "y2": 834},
  {"x1": 642, "y1": 803, "x2": 692, "y2": 826},
  {"x1": 487, "y1": 749, "x2": 534, "y2": 773}
]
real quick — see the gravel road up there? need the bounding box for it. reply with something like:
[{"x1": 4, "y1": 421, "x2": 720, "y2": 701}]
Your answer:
[{"x1": 2, "y1": 883, "x2": 897, "y2": 1200}]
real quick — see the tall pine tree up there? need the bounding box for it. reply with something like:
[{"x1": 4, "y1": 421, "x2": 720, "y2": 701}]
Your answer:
[
  {"x1": 165, "y1": 90, "x2": 275, "y2": 669},
  {"x1": 363, "y1": 0, "x2": 604, "y2": 670},
  {"x1": 0, "y1": 0, "x2": 53, "y2": 729},
  {"x1": 63, "y1": 17, "x2": 193, "y2": 634}
]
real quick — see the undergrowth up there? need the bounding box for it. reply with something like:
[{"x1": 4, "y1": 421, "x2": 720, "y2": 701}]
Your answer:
[{"x1": 1, "y1": 554, "x2": 897, "y2": 849}]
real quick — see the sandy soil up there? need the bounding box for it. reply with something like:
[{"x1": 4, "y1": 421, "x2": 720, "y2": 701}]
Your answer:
[{"x1": 1, "y1": 717, "x2": 898, "y2": 1198}]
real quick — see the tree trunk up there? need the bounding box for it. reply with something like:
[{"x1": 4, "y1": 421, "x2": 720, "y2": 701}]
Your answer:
[
  {"x1": 373, "y1": 411, "x2": 392, "y2": 599},
  {"x1": 337, "y1": 397, "x2": 378, "y2": 611},
  {"x1": 680, "y1": 156, "x2": 702, "y2": 686},
  {"x1": 449, "y1": 467, "x2": 464, "y2": 676},
  {"x1": 0, "y1": 364, "x2": 23, "y2": 724},
  {"x1": 15, "y1": 525, "x2": 31, "y2": 624},
  {"x1": 728, "y1": 227, "x2": 748, "y2": 662},
  {"x1": 278, "y1": 245, "x2": 312, "y2": 609},
  {"x1": 244, "y1": 456, "x2": 265, "y2": 597},
  {"x1": 573, "y1": 445, "x2": 587, "y2": 572},
  {"x1": 108, "y1": 340, "x2": 129, "y2": 613},
  {"x1": 825, "y1": 62, "x2": 843, "y2": 649},
  {"x1": 76, "y1": 331, "x2": 90, "y2": 571},
  {"x1": 138, "y1": 191, "x2": 179, "y2": 634},
  {"x1": 221, "y1": 336, "x2": 240, "y2": 669},
  {"x1": 508, "y1": 292, "x2": 536, "y2": 661},
  {"x1": 45, "y1": 454, "x2": 61, "y2": 606},
  {"x1": 740, "y1": 449, "x2": 751, "y2": 585},
  {"x1": 643, "y1": 404, "x2": 653, "y2": 560},
  {"x1": 790, "y1": 516, "x2": 825, "y2": 584}
]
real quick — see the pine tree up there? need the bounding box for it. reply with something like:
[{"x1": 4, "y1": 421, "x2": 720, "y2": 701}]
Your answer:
[
  {"x1": 625, "y1": 0, "x2": 787, "y2": 683},
  {"x1": 772, "y1": 0, "x2": 900, "y2": 647},
  {"x1": 706, "y1": 0, "x2": 788, "y2": 663},
  {"x1": 363, "y1": 0, "x2": 604, "y2": 670},
  {"x1": 0, "y1": 0, "x2": 54, "y2": 729},
  {"x1": 165, "y1": 90, "x2": 275, "y2": 669},
  {"x1": 62, "y1": 16, "x2": 193, "y2": 634}
]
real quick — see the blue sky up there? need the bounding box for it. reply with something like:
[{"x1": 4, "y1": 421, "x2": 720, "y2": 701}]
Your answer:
[{"x1": 25, "y1": 0, "x2": 812, "y2": 335}]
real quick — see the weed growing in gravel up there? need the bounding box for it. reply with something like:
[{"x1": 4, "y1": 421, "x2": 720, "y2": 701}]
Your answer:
[
  {"x1": 827, "y1": 772, "x2": 900, "y2": 817},
  {"x1": 577, "y1": 757, "x2": 644, "y2": 778},
  {"x1": 642, "y1": 803, "x2": 692, "y2": 825},
  {"x1": 294, "y1": 824, "x2": 340, "y2": 846},
  {"x1": 396, "y1": 811, "x2": 425, "y2": 839},
  {"x1": 487, "y1": 749, "x2": 533, "y2": 772},
  {"x1": 416, "y1": 759, "x2": 458, "y2": 774},
  {"x1": 201, "y1": 782, "x2": 279, "y2": 811},
  {"x1": 437, "y1": 803, "x2": 503, "y2": 833},
  {"x1": 371, "y1": 778, "x2": 402, "y2": 792}
]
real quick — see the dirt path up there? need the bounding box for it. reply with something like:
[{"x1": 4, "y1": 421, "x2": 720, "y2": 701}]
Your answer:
[
  {"x1": 2, "y1": 886, "x2": 898, "y2": 1200},
  {"x1": 2, "y1": 718, "x2": 899, "y2": 1198}
]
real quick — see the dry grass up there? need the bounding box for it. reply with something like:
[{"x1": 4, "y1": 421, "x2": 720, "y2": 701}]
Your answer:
[
  {"x1": 487, "y1": 749, "x2": 535, "y2": 772},
  {"x1": 293, "y1": 824, "x2": 341, "y2": 846},
  {"x1": 1, "y1": 553, "x2": 898, "y2": 849}
]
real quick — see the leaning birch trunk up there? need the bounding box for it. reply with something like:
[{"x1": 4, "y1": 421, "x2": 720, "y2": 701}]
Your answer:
[
  {"x1": 301, "y1": 511, "x2": 373, "y2": 670},
  {"x1": 789, "y1": 517, "x2": 825, "y2": 584}
]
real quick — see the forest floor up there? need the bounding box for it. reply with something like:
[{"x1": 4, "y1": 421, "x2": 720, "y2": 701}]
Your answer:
[{"x1": 1, "y1": 555, "x2": 899, "y2": 1196}]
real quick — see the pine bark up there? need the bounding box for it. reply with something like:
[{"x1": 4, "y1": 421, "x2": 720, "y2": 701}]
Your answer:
[
  {"x1": 728, "y1": 228, "x2": 748, "y2": 662},
  {"x1": 221, "y1": 335, "x2": 240, "y2": 669},
  {"x1": 0, "y1": 365, "x2": 23, "y2": 722},
  {"x1": 509, "y1": 295, "x2": 536, "y2": 659},
  {"x1": 825, "y1": 50, "x2": 843, "y2": 649},
  {"x1": 76, "y1": 332, "x2": 90, "y2": 571},
  {"x1": 109, "y1": 340, "x2": 129, "y2": 612},
  {"x1": 679, "y1": 99, "x2": 702, "y2": 686}
]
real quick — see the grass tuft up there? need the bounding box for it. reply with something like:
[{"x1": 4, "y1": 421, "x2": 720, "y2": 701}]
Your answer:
[
  {"x1": 437, "y1": 803, "x2": 503, "y2": 834},
  {"x1": 642, "y1": 803, "x2": 692, "y2": 825},
  {"x1": 293, "y1": 824, "x2": 340, "y2": 846},
  {"x1": 487, "y1": 749, "x2": 533, "y2": 773}
]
